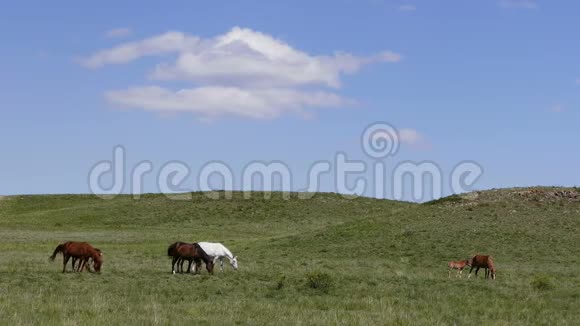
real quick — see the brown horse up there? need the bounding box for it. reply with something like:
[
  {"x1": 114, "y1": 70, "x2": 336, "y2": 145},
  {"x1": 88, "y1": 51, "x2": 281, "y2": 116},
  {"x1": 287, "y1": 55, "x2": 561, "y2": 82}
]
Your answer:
[
  {"x1": 167, "y1": 241, "x2": 187, "y2": 273},
  {"x1": 72, "y1": 248, "x2": 102, "y2": 272},
  {"x1": 49, "y1": 241, "x2": 103, "y2": 273},
  {"x1": 468, "y1": 255, "x2": 496, "y2": 279},
  {"x1": 167, "y1": 242, "x2": 214, "y2": 274},
  {"x1": 448, "y1": 259, "x2": 471, "y2": 278}
]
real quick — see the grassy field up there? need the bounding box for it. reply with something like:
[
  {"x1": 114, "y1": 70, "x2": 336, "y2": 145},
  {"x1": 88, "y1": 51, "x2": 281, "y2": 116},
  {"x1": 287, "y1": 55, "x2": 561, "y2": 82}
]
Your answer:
[{"x1": 0, "y1": 188, "x2": 579, "y2": 325}]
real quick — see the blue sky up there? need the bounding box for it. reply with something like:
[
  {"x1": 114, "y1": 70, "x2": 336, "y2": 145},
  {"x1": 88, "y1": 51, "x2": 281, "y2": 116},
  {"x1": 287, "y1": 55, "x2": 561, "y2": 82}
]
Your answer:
[{"x1": 1, "y1": 0, "x2": 579, "y2": 200}]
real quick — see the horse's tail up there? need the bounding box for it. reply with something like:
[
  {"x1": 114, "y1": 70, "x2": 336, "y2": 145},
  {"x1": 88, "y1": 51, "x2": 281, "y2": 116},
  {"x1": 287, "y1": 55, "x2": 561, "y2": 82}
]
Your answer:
[
  {"x1": 168, "y1": 242, "x2": 181, "y2": 257},
  {"x1": 49, "y1": 243, "x2": 65, "y2": 261}
]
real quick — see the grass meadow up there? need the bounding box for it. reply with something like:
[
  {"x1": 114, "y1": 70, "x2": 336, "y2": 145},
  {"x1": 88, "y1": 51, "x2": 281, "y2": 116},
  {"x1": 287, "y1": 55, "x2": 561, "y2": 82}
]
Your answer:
[{"x1": 0, "y1": 188, "x2": 579, "y2": 325}]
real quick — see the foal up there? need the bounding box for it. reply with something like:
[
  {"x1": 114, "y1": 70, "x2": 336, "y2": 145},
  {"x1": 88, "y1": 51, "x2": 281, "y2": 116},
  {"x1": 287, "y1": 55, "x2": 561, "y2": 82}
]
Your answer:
[
  {"x1": 72, "y1": 248, "x2": 102, "y2": 272},
  {"x1": 448, "y1": 259, "x2": 471, "y2": 278},
  {"x1": 467, "y1": 255, "x2": 496, "y2": 280}
]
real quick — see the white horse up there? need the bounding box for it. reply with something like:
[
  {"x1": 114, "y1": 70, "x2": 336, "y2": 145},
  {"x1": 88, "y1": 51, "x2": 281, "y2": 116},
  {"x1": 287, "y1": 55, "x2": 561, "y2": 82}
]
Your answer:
[{"x1": 197, "y1": 242, "x2": 238, "y2": 272}]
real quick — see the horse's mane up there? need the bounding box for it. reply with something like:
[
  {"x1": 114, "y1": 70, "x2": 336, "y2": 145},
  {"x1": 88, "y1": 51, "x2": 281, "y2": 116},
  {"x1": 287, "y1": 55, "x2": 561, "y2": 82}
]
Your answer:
[
  {"x1": 221, "y1": 244, "x2": 234, "y2": 259},
  {"x1": 193, "y1": 243, "x2": 212, "y2": 264}
]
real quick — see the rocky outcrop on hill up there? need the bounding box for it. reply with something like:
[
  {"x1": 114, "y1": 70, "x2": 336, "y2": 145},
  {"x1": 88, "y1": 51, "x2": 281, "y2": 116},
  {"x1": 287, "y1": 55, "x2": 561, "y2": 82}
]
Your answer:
[{"x1": 515, "y1": 188, "x2": 580, "y2": 201}]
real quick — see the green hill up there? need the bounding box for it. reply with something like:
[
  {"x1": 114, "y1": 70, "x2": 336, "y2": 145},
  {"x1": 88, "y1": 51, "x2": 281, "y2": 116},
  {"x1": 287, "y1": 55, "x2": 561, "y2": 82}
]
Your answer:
[{"x1": 0, "y1": 188, "x2": 579, "y2": 325}]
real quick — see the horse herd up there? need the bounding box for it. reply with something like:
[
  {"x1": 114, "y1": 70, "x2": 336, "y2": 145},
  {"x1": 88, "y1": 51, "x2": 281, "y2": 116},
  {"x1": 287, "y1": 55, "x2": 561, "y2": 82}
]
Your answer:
[
  {"x1": 49, "y1": 241, "x2": 495, "y2": 280},
  {"x1": 448, "y1": 255, "x2": 496, "y2": 279},
  {"x1": 49, "y1": 241, "x2": 238, "y2": 274}
]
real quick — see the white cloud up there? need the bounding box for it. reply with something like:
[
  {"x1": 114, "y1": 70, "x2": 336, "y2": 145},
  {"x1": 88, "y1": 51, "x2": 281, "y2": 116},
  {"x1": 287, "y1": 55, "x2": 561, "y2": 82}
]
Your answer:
[
  {"x1": 105, "y1": 28, "x2": 132, "y2": 38},
  {"x1": 398, "y1": 5, "x2": 416, "y2": 11},
  {"x1": 371, "y1": 128, "x2": 429, "y2": 150},
  {"x1": 150, "y1": 49, "x2": 400, "y2": 88},
  {"x1": 399, "y1": 128, "x2": 425, "y2": 145},
  {"x1": 499, "y1": 0, "x2": 538, "y2": 9},
  {"x1": 81, "y1": 31, "x2": 200, "y2": 68},
  {"x1": 105, "y1": 86, "x2": 353, "y2": 120},
  {"x1": 82, "y1": 27, "x2": 401, "y2": 120},
  {"x1": 550, "y1": 105, "x2": 564, "y2": 113},
  {"x1": 85, "y1": 27, "x2": 400, "y2": 88}
]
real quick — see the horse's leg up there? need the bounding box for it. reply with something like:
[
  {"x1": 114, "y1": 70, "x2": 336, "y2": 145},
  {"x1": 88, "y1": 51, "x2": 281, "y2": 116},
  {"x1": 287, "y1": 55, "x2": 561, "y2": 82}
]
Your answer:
[
  {"x1": 193, "y1": 259, "x2": 199, "y2": 273},
  {"x1": 80, "y1": 259, "x2": 88, "y2": 272},
  {"x1": 448, "y1": 268, "x2": 451, "y2": 278},
  {"x1": 185, "y1": 259, "x2": 191, "y2": 273},
  {"x1": 180, "y1": 259, "x2": 186, "y2": 273},
  {"x1": 475, "y1": 267, "x2": 480, "y2": 277},
  {"x1": 468, "y1": 265, "x2": 474, "y2": 278},
  {"x1": 77, "y1": 258, "x2": 85, "y2": 272},
  {"x1": 179, "y1": 258, "x2": 184, "y2": 273},
  {"x1": 77, "y1": 258, "x2": 83, "y2": 272},
  {"x1": 459, "y1": 268, "x2": 463, "y2": 278},
  {"x1": 194, "y1": 259, "x2": 201, "y2": 274},
  {"x1": 171, "y1": 257, "x2": 177, "y2": 274},
  {"x1": 63, "y1": 255, "x2": 70, "y2": 273},
  {"x1": 175, "y1": 257, "x2": 179, "y2": 274},
  {"x1": 87, "y1": 258, "x2": 94, "y2": 272},
  {"x1": 220, "y1": 257, "x2": 224, "y2": 272}
]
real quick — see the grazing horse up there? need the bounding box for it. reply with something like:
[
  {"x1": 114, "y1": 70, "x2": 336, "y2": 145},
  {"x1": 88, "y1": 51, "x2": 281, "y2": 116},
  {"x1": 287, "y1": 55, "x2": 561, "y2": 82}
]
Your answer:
[
  {"x1": 468, "y1": 255, "x2": 496, "y2": 280},
  {"x1": 49, "y1": 241, "x2": 103, "y2": 273},
  {"x1": 198, "y1": 242, "x2": 238, "y2": 272},
  {"x1": 447, "y1": 259, "x2": 471, "y2": 278},
  {"x1": 167, "y1": 242, "x2": 214, "y2": 274},
  {"x1": 167, "y1": 241, "x2": 192, "y2": 273},
  {"x1": 73, "y1": 248, "x2": 102, "y2": 272}
]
